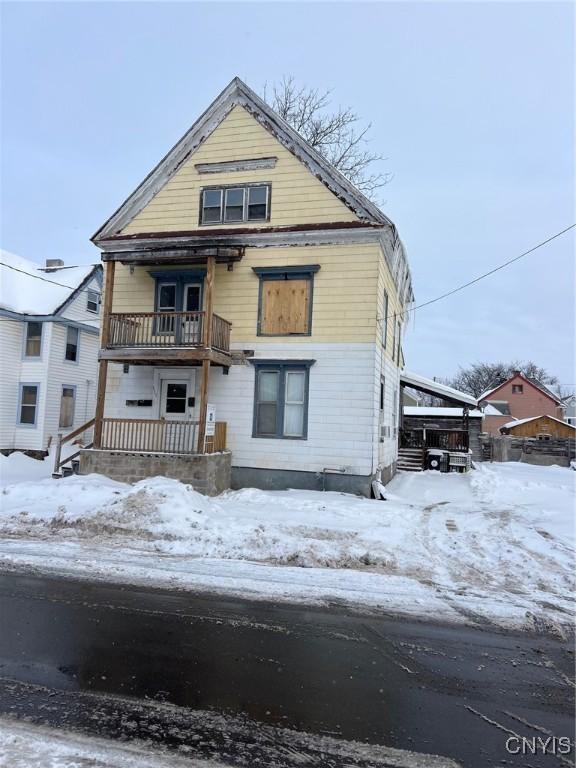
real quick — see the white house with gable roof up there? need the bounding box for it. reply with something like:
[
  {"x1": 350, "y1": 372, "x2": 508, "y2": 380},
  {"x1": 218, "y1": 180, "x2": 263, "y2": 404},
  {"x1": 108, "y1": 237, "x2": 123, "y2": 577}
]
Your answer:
[{"x1": 0, "y1": 250, "x2": 102, "y2": 455}]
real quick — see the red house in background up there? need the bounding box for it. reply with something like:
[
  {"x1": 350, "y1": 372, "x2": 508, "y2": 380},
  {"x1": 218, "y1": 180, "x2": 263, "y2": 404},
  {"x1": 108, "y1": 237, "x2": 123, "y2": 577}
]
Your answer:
[{"x1": 479, "y1": 372, "x2": 565, "y2": 436}]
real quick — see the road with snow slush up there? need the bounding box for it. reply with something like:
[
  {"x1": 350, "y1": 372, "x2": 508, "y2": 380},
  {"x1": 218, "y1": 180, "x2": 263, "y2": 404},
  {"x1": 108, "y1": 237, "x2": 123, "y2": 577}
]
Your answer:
[{"x1": 0, "y1": 572, "x2": 573, "y2": 768}]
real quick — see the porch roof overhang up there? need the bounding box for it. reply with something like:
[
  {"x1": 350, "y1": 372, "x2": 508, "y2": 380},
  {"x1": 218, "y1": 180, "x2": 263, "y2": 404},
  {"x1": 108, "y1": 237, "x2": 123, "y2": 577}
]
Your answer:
[
  {"x1": 400, "y1": 370, "x2": 477, "y2": 408},
  {"x1": 100, "y1": 246, "x2": 244, "y2": 266}
]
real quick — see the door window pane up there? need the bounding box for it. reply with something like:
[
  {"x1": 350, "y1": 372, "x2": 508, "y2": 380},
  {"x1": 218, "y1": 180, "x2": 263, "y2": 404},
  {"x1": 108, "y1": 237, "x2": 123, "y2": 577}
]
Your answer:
[
  {"x1": 59, "y1": 387, "x2": 75, "y2": 428},
  {"x1": 202, "y1": 189, "x2": 223, "y2": 223},
  {"x1": 25, "y1": 322, "x2": 42, "y2": 357},
  {"x1": 65, "y1": 326, "x2": 79, "y2": 361},
  {"x1": 158, "y1": 284, "x2": 176, "y2": 310},
  {"x1": 184, "y1": 286, "x2": 201, "y2": 312},
  {"x1": 19, "y1": 385, "x2": 38, "y2": 425},
  {"x1": 165, "y1": 383, "x2": 187, "y2": 414},
  {"x1": 248, "y1": 186, "x2": 268, "y2": 220},
  {"x1": 224, "y1": 188, "x2": 245, "y2": 222}
]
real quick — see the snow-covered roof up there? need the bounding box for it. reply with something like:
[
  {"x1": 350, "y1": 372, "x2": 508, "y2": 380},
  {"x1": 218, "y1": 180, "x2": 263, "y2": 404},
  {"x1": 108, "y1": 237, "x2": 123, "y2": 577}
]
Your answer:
[
  {"x1": 502, "y1": 415, "x2": 576, "y2": 431},
  {"x1": 403, "y1": 407, "x2": 483, "y2": 418},
  {"x1": 0, "y1": 249, "x2": 98, "y2": 315},
  {"x1": 482, "y1": 404, "x2": 506, "y2": 416},
  {"x1": 400, "y1": 370, "x2": 477, "y2": 407}
]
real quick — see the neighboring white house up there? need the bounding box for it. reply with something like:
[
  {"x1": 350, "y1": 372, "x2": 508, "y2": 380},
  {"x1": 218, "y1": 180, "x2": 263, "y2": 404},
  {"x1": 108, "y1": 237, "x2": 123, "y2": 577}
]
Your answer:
[{"x1": 0, "y1": 250, "x2": 102, "y2": 454}]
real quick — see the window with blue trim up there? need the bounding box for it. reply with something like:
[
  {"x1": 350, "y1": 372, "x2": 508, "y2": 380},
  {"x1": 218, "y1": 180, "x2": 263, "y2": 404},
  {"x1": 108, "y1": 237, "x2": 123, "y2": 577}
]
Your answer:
[
  {"x1": 252, "y1": 361, "x2": 313, "y2": 439},
  {"x1": 19, "y1": 384, "x2": 39, "y2": 426},
  {"x1": 25, "y1": 322, "x2": 42, "y2": 357},
  {"x1": 65, "y1": 326, "x2": 79, "y2": 361}
]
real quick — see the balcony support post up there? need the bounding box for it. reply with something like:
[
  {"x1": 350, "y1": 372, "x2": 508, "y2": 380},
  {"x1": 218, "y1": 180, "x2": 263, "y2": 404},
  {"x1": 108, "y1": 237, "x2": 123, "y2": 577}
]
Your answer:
[
  {"x1": 197, "y1": 256, "x2": 215, "y2": 453},
  {"x1": 94, "y1": 261, "x2": 115, "y2": 448}
]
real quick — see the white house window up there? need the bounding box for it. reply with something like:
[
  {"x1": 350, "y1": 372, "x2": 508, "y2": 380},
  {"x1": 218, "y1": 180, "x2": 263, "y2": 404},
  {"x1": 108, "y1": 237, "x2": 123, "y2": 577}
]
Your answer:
[
  {"x1": 59, "y1": 386, "x2": 76, "y2": 428},
  {"x1": 19, "y1": 384, "x2": 39, "y2": 425},
  {"x1": 86, "y1": 290, "x2": 100, "y2": 313},
  {"x1": 25, "y1": 322, "x2": 42, "y2": 357},
  {"x1": 253, "y1": 363, "x2": 311, "y2": 439},
  {"x1": 201, "y1": 185, "x2": 270, "y2": 225},
  {"x1": 65, "y1": 326, "x2": 79, "y2": 362}
]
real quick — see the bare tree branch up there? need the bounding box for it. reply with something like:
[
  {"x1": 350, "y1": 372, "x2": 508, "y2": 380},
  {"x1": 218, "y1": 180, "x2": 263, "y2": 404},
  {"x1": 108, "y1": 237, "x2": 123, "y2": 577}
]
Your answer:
[{"x1": 263, "y1": 76, "x2": 391, "y2": 200}]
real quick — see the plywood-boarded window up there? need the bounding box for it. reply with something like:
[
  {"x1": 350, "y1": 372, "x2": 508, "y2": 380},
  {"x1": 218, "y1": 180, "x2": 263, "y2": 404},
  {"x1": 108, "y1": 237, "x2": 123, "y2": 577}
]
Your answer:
[
  {"x1": 59, "y1": 386, "x2": 76, "y2": 429},
  {"x1": 255, "y1": 266, "x2": 320, "y2": 337},
  {"x1": 261, "y1": 278, "x2": 310, "y2": 335}
]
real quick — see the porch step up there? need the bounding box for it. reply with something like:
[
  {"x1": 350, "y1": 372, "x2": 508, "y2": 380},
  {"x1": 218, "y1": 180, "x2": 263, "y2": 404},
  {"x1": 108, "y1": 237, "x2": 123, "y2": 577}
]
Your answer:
[{"x1": 398, "y1": 447, "x2": 424, "y2": 472}]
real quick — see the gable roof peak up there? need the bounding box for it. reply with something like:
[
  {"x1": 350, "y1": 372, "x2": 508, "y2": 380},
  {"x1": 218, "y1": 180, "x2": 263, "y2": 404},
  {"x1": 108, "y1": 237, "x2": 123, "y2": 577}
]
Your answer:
[{"x1": 92, "y1": 76, "x2": 393, "y2": 243}]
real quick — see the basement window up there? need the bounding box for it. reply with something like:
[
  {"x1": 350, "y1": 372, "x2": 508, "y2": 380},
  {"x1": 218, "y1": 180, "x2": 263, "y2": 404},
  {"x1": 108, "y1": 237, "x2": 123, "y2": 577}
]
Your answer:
[{"x1": 201, "y1": 184, "x2": 270, "y2": 225}]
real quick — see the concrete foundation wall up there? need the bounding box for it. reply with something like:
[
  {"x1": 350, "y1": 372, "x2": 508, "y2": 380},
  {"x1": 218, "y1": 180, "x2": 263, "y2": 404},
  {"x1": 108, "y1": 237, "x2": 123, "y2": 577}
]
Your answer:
[
  {"x1": 231, "y1": 465, "x2": 378, "y2": 497},
  {"x1": 79, "y1": 449, "x2": 231, "y2": 496}
]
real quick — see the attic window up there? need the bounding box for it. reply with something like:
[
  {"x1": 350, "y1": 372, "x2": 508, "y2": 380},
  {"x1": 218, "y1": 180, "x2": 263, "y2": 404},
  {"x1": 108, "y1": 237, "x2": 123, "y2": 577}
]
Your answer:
[
  {"x1": 201, "y1": 184, "x2": 270, "y2": 225},
  {"x1": 512, "y1": 384, "x2": 523, "y2": 394},
  {"x1": 86, "y1": 290, "x2": 100, "y2": 313}
]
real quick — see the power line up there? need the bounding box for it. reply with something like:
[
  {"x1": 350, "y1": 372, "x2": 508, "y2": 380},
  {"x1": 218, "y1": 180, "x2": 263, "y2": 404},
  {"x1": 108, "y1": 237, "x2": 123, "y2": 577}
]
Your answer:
[
  {"x1": 386, "y1": 223, "x2": 575, "y2": 322},
  {"x1": 2, "y1": 223, "x2": 574, "y2": 318},
  {"x1": 0, "y1": 261, "x2": 101, "y2": 297}
]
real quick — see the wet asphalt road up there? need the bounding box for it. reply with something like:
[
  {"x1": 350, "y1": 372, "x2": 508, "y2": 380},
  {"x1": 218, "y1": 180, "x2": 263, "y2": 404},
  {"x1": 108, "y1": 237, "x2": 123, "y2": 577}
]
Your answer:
[{"x1": 0, "y1": 571, "x2": 573, "y2": 768}]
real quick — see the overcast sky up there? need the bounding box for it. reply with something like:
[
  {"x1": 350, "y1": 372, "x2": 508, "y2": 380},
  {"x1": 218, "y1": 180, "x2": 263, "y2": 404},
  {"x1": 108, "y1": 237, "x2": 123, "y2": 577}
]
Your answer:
[{"x1": 1, "y1": 2, "x2": 574, "y2": 384}]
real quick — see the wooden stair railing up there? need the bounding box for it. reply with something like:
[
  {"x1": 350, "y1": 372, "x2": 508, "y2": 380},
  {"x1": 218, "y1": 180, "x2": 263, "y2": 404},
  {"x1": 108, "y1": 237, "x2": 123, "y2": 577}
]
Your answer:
[{"x1": 52, "y1": 417, "x2": 96, "y2": 477}]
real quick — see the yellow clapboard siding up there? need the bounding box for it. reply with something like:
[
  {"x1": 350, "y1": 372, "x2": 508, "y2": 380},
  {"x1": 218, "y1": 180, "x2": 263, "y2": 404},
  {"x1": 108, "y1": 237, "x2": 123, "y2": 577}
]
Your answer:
[
  {"x1": 121, "y1": 106, "x2": 358, "y2": 234},
  {"x1": 110, "y1": 244, "x2": 381, "y2": 342}
]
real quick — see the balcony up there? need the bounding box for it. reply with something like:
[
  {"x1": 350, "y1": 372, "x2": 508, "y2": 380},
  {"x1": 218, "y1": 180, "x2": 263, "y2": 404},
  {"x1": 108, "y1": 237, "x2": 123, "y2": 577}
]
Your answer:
[{"x1": 100, "y1": 311, "x2": 232, "y2": 365}]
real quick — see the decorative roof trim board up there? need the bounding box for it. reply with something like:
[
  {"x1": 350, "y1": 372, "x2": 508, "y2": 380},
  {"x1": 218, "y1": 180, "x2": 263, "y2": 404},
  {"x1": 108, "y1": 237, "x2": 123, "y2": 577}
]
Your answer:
[
  {"x1": 92, "y1": 77, "x2": 391, "y2": 242},
  {"x1": 195, "y1": 157, "x2": 277, "y2": 174},
  {"x1": 0, "y1": 308, "x2": 100, "y2": 334}
]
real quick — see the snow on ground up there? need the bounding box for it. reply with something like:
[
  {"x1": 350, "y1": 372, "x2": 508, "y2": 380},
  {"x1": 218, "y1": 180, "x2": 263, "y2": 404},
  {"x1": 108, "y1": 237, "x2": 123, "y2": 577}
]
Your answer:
[
  {"x1": 0, "y1": 717, "x2": 221, "y2": 768},
  {"x1": 0, "y1": 454, "x2": 573, "y2": 633}
]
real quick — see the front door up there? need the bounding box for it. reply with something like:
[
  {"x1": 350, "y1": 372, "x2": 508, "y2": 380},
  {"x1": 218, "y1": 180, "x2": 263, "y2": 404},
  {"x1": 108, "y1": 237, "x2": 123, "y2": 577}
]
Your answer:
[
  {"x1": 181, "y1": 284, "x2": 202, "y2": 345},
  {"x1": 160, "y1": 378, "x2": 193, "y2": 452}
]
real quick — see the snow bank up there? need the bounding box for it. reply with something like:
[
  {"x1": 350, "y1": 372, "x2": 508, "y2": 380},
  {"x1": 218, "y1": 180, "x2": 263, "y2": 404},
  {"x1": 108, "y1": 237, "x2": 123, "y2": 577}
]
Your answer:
[{"x1": 0, "y1": 462, "x2": 574, "y2": 632}]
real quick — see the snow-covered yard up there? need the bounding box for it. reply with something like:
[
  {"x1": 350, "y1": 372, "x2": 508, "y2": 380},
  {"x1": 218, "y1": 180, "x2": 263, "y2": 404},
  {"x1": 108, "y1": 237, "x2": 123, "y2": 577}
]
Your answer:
[{"x1": 0, "y1": 452, "x2": 573, "y2": 633}]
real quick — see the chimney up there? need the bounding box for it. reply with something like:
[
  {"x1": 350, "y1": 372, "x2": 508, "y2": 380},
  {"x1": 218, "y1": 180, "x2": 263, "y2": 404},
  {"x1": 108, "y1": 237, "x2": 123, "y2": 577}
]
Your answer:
[
  {"x1": 45, "y1": 258, "x2": 64, "y2": 270},
  {"x1": 513, "y1": 370, "x2": 521, "y2": 377}
]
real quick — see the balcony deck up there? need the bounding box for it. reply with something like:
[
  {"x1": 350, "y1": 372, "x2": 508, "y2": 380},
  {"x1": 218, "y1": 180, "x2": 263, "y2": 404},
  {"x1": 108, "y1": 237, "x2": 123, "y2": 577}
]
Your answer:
[{"x1": 99, "y1": 311, "x2": 232, "y2": 366}]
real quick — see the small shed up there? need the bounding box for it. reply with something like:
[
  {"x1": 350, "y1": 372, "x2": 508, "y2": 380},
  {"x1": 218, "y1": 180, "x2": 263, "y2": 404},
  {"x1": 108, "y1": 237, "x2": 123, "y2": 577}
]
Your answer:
[
  {"x1": 403, "y1": 407, "x2": 484, "y2": 462},
  {"x1": 500, "y1": 415, "x2": 576, "y2": 439}
]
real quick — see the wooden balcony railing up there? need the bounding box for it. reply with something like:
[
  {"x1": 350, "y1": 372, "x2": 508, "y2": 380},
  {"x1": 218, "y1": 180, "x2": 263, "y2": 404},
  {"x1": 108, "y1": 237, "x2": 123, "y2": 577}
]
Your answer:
[
  {"x1": 212, "y1": 313, "x2": 231, "y2": 352},
  {"x1": 107, "y1": 312, "x2": 231, "y2": 353},
  {"x1": 400, "y1": 429, "x2": 469, "y2": 452},
  {"x1": 98, "y1": 418, "x2": 227, "y2": 454}
]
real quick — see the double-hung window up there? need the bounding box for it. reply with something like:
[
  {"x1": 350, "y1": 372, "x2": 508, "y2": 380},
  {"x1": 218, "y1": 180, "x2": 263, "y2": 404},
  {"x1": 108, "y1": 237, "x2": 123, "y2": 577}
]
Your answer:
[
  {"x1": 25, "y1": 322, "x2": 42, "y2": 357},
  {"x1": 18, "y1": 384, "x2": 39, "y2": 426},
  {"x1": 65, "y1": 326, "x2": 79, "y2": 362},
  {"x1": 201, "y1": 184, "x2": 270, "y2": 225},
  {"x1": 86, "y1": 290, "x2": 100, "y2": 313},
  {"x1": 253, "y1": 362, "x2": 313, "y2": 439}
]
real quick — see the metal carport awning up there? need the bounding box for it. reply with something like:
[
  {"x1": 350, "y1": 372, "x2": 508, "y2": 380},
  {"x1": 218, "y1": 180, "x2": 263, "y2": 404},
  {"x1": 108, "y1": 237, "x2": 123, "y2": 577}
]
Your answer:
[{"x1": 400, "y1": 370, "x2": 477, "y2": 408}]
